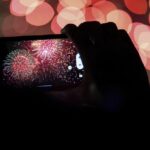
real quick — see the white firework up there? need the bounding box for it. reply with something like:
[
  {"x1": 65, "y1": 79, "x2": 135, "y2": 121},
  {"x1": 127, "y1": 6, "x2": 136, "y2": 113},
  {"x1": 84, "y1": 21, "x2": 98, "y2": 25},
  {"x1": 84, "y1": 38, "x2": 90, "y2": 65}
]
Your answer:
[{"x1": 31, "y1": 40, "x2": 59, "y2": 61}]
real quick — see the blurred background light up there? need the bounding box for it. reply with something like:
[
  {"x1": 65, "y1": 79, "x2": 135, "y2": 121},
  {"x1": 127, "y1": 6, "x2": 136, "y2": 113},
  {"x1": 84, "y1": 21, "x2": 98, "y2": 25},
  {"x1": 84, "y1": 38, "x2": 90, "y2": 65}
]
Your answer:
[
  {"x1": 135, "y1": 25, "x2": 150, "y2": 58},
  {"x1": 124, "y1": 0, "x2": 147, "y2": 15},
  {"x1": 138, "y1": 31, "x2": 150, "y2": 55},
  {"x1": 133, "y1": 23, "x2": 150, "y2": 44},
  {"x1": 59, "y1": 0, "x2": 88, "y2": 9},
  {"x1": 93, "y1": 1, "x2": 117, "y2": 17},
  {"x1": 10, "y1": 0, "x2": 43, "y2": 16},
  {"x1": 106, "y1": 9, "x2": 132, "y2": 32},
  {"x1": 26, "y1": 2, "x2": 54, "y2": 26},
  {"x1": 57, "y1": 2, "x2": 64, "y2": 12},
  {"x1": 10, "y1": 0, "x2": 29, "y2": 16},
  {"x1": 84, "y1": 7, "x2": 105, "y2": 23},
  {"x1": 57, "y1": 7, "x2": 85, "y2": 28},
  {"x1": 19, "y1": 0, "x2": 44, "y2": 7},
  {"x1": 129, "y1": 23, "x2": 150, "y2": 70},
  {"x1": 51, "y1": 16, "x2": 62, "y2": 34},
  {"x1": 129, "y1": 22, "x2": 140, "y2": 48}
]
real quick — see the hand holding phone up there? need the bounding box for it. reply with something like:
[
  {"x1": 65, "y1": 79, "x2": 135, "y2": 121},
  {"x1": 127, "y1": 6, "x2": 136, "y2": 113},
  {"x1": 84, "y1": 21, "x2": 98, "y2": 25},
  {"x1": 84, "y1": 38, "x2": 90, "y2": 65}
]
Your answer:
[{"x1": 62, "y1": 22, "x2": 150, "y2": 111}]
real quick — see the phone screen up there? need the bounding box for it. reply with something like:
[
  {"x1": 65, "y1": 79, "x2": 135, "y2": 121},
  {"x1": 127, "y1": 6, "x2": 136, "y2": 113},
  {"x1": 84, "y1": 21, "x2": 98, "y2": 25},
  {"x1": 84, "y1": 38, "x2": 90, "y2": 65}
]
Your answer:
[{"x1": 0, "y1": 35, "x2": 84, "y2": 89}]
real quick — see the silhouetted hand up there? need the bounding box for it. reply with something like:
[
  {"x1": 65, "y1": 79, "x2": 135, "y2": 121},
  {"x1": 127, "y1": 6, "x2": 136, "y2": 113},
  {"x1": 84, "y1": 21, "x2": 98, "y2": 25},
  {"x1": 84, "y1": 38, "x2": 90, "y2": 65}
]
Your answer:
[{"x1": 62, "y1": 21, "x2": 150, "y2": 112}]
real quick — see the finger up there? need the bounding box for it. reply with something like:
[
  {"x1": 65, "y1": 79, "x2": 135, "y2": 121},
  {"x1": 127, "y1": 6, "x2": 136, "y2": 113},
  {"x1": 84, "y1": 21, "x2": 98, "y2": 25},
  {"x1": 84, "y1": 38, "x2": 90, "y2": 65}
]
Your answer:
[
  {"x1": 75, "y1": 22, "x2": 119, "y2": 86},
  {"x1": 100, "y1": 22, "x2": 118, "y2": 40},
  {"x1": 61, "y1": 24, "x2": 78, "y2": 41},
  {"x1": 78, "y1": 22, "x2": 118, "y2": 47},
  {"x1": 78, "y1": 21, "x2": 101, "y2": 45},
  {"x1": 62, "y1": 23, "x2": 95, "y2": 74}
]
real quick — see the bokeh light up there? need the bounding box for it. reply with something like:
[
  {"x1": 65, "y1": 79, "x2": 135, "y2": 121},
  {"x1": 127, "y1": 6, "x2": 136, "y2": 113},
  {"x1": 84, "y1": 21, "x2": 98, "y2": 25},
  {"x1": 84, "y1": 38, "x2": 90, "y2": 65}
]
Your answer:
[
  {"x1": 138, "y1": 31, "x2": 150, "y2": 56},
  {"x1": 124, "y1": 0, "x2": 147, "y2": 15},
  {"x1": 133, "y1": 23, "x2": 150, "y2": 44},
  {"x1": 128, "y1": 22, "x2": 140, "y2": 48},
  {"x1": 26, "y1": 2, "x2": 54, "y2": 26},
  {"x1": 51, "y1": 16, "x2": 62, "y2": 34},
  {"x1": 129, "y1": 23, "x2": 148, "y2": 66},
  {"x1": 85, "y1": 7, "x2": 105, "y2": 23},
  {"x1": 129, "y1": 23, "x2": 150, "y2": 69},
  {"x1": 59, "y1": 0, "x2": 88, "y2": 9},
  {"x1": 84, "y1": 0, "x2": 117, "y2": 24},
  {"x1": 10, "y1": 0, "x2": 42, "y2": 16},
  {"x1": 10, "y1": 0, "x2": 28, "y2": 16},
  {"x1": 19, "y1": 0, "x2": 44, "y2": 7},
  {"x1": 94, "y1": 1, "x2": 117, "y2": 17},
  {"x1": 57, "y1": 7, "x2": 85, "y2": 28},
  {"x1": 106, "y1": 9, "x2": 132, "y2": 32},
  {"x1": 136, "y1": 28, "x2": 150, "y2": 59},
  {"x1": 57, "y1": 2, "x2": 64, "y2": 12}
]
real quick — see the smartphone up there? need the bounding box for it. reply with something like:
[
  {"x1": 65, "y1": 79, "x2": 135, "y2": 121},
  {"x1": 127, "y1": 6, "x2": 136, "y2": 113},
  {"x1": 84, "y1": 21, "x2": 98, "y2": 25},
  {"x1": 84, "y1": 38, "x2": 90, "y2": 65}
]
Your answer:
[{"x1": 0, "y1": 35, "x2": 84, "y2": 90}]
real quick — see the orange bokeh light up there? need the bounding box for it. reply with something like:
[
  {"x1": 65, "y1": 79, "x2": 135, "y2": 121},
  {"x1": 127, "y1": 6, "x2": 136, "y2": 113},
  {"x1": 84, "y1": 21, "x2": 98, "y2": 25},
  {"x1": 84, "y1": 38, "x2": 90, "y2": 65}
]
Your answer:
[
  {"x1": 106, "y1": 9, "x2": 132, "y2": 32},
  {"x1": 10, "y1": 0, "x2": 28, "y2": 16},
  {"x1": 130, "y1": 23, "x2": 150, "y2": 70},
  {"x1": 51, "y1": 16, "x2": 62, "y2": 34},
  {"x1": 138, "y1": 31, "x2": 150, "y2": 55},
  {"x1": 57, "y1": 7, "x2": 85, "y2": 28},
  {"x1": 94, "y1": 1, "x2": 117, "y2": 17},
  {"x1": 85, "y1": 7, "x2": 105, "y2": 23},
  {"x1": 124, "y1": 0, "x2": 147, "y2": 15},
  {"x1": 84, "y1": 0, "x2": 117, "y2": 23},
  {"x1": 133, "y1": 23, "x2": 150, "y2": 44},
  {"x1": 26, "y1": 2, "x2": 54, "y2": 26},
  {"x1": 59, "y1": 0, "x2": 89, "y2": 9},
  {"x1": 19, "y1": 0, "x2": 44, "y2": 7},
  {"x1": 128, "y1": 22, "x2": 140, "y2": 49},
  {"x1": 57, "y1": 2, "x2": 64, "y2": 12},
  {"x1": 10, "y1": 0, "x2": 43, "y2": 17}
]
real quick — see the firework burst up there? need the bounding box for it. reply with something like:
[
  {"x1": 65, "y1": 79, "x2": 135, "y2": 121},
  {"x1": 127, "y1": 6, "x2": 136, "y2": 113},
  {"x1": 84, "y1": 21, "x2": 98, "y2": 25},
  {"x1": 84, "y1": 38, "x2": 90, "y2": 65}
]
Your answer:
[
  {"x1": 3, "y1": 49, "x2": 39, "y2": 86},
  {"x1": 30, "y1": 39, "x2": 79, "y2": 80},
  {"x1": 31, "y1": 39, "x2": 59, "y2": 61}
]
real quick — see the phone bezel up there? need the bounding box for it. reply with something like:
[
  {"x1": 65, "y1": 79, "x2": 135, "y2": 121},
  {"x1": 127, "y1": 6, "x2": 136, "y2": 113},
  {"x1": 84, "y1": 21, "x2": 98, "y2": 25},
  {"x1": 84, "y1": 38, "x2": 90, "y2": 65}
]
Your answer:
[{"x1": 0, "y1": 34, "x2": 67, "y2": 41}]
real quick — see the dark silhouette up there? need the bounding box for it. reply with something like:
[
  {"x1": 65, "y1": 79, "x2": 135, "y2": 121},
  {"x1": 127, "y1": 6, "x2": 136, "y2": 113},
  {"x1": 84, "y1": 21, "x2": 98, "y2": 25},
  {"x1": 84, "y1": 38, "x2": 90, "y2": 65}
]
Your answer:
[
  {"x1": 62, "y1": 21, "x2": 150, "y2": 112},
  {"x1": 1, "y1": 22, "x2": 150, "y2": 114}
]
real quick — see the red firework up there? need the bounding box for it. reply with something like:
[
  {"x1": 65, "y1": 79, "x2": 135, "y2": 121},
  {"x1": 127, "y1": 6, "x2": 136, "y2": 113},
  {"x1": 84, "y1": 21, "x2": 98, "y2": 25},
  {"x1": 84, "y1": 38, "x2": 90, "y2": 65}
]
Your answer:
[{"x1": 3, "y1": 49, "x2": 39, "y2": 85}]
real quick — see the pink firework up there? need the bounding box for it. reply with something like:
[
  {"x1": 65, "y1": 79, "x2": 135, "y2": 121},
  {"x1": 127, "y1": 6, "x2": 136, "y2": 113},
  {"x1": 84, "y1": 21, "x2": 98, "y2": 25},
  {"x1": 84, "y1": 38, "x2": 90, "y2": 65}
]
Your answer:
[
  {"x1": 31, "y1": 39, "x2": 59, "y2": 61},
  {"x1": 30, "y1": 39, "x2": 77, "y2": 75},
  {"x1": 3, "y1": 49, "x2": 39, "y2": 85},
  {"x1": 20, "y1": 39, "x2": 81, "y2": 84}
]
